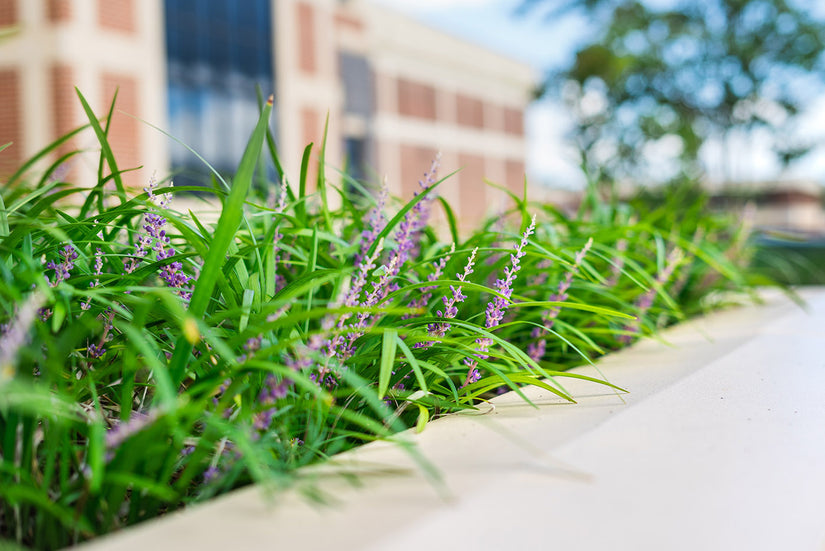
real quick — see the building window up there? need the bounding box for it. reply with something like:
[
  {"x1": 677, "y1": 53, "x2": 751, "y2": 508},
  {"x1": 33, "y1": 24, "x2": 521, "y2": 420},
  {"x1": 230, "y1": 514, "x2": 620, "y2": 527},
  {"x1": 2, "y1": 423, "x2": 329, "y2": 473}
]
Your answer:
[
  {"x1": 339, "y1": 51, "x2": 373, "y2": 117},
  {"x1": 397, "y1": 78, "x2": 436, "y2": 120},
  {"x1": 164, "y1": 0, "x2": 274, "y2": 188},
  {"x1": 344, "y1": 136, "x2": 368, "y2": 184}
]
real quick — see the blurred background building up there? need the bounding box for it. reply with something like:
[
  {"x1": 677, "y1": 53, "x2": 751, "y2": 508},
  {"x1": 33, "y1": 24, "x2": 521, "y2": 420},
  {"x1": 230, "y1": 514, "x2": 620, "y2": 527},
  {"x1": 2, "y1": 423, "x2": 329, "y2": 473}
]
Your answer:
[{"x1": 0, "y1": 0, "x2": 535, "y2": 225}]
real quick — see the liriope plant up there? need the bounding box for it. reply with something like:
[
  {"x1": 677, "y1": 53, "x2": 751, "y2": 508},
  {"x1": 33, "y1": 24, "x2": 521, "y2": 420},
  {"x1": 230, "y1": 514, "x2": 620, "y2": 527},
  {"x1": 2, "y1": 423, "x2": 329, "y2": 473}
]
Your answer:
[{"x1": 0, "y1": 91, "x2": 760, "y2": 550}]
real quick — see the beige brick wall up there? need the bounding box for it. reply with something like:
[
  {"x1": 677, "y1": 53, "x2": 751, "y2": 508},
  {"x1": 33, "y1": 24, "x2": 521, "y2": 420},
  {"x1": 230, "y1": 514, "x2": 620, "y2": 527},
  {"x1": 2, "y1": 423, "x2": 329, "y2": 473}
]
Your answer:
[
  {"x1": 98, "y1": 0, "x2": 135, "y2": 33},
  {"x1": 0, "y1": 68, "x2": 21, "y2": 177}
]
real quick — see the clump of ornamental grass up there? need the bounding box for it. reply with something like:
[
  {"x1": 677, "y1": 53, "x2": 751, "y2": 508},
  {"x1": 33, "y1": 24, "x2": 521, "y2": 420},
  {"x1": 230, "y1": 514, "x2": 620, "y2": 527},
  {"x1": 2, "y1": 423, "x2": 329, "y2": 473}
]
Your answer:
[{"x1": 0, "y1": 92, "x2": 768, "y2": 550}]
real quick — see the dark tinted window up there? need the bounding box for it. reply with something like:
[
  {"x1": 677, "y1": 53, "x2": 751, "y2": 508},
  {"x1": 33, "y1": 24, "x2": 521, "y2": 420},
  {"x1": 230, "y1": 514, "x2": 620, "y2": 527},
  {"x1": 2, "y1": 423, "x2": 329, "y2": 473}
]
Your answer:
[{"x1": 165, "y1": 0, "x2": 275, "y2": 187}]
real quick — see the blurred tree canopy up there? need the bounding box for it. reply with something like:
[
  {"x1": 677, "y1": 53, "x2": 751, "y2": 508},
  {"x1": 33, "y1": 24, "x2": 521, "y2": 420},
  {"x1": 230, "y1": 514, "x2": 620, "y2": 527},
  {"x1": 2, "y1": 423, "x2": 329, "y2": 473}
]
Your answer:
[{"x1": 522, "y1": 0, "x2": 825, "y2": 183}]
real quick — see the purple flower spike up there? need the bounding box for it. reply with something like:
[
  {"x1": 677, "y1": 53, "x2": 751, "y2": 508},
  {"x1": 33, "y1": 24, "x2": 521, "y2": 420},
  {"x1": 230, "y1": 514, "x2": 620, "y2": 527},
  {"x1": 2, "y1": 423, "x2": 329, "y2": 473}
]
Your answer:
[
  {"x1": 463, "y1": 216, "x2": 536, "y2": 387},
  {"x1": 605, "y1": 238, "x2": 628, "y2": 287},
  {"x1": 203, "y1": 466, "x2": 220, "y2": 482},
  {"x1": 619, "y1": 247, "x2": 684, "y2": 344},
  {"x1": 355, "y1": 179, "x2": 388, "y2": 267},
  {"x1": 418, "y1": 246, "x2": 477, "y2": 348},
  {"x1": 105, "y1": 409, "x2": 160, "y2": 455},
  {"x1": 528, "y1": 237, "x2": 593, "y2": 362},
  {"x1": 45, "y1": 244, "x2": 79, "y2": 287},
  {"x1": 405, "y1": 243, "x2": 455, "y2": 319},
  {"x1": 129, "y1": 176, "x2": 197, "y2": 301}
]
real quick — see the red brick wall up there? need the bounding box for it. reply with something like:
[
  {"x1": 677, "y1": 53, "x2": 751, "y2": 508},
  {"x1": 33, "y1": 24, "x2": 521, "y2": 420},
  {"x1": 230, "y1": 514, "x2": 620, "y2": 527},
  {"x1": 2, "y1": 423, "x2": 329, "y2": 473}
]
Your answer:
[
  {"x1": 301, "y1": 107, "x2": 321, "y2": 148},
  {"x1": 485, "y1": 104, "x2": 505, "y2": 133},
  {"x1": 297, "y1": 2, "x2": 317, "y2": 74},
  {"x1": 47, "y1": 0, "x2": 72, "y2": 22},
  {"x1": 98, "y1": 0, "x2": 135, "y2": 33},
  {"x1": 0, "y1": 0, "x2": 16, "y2": 26},
  {"x1": 0, "y1": 68, "x2": 21, "y2": 177},
  {"x1": 400, "y1": 144, "x2": 438, "y2": 199},
  {"x1": 397, "y1": 78, "x2": 436, "y2": 120},
  {"x1": 101, "y1": 73, "x2": 140, "y2": 186},
  {"x1": 301, "y1": 107, "x2": 321, "y2": 187},
  {"x1": 456, "y1": 94, "x2": 484, "y2": 129},
  {"x1": 458, "y1": 153, "x2": 487, "y2": 223},
  {"x1": 505, "y1": 159, "x2": 525, "y2": 197},
  {"x1": 51, "y1": 64, "x2": 75, "y2": 141},
  {"x1": 503, "y1": 107, "x2": 524, "y2": 135}
]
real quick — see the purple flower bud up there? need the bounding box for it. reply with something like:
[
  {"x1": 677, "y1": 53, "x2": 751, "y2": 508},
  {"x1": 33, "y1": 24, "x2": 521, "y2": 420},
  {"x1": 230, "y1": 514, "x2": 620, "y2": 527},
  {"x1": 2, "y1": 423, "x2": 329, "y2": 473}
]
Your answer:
[
  {"x1": 619, "y1": 247, "x2": 684, "y2": 344},
  {"x1": 463, "y1": 216, "x2": 535, "y2": 387},
  {"x1": 529, "y1": 238, "x2": 593, "y2": 362},
  {"x1": 418, "y1": 247, "x2": 477, "y2": 347}
]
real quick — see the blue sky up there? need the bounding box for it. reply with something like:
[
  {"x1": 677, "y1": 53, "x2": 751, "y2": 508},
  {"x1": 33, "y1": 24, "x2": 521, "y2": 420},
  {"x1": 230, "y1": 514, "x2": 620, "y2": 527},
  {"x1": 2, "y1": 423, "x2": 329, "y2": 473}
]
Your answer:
[
  {"x1": 372, "y1": 0, "x2": 588, "y2": 70},
  {"x1": 372, "y1": 0, "x2": 825, "y2": 189}
]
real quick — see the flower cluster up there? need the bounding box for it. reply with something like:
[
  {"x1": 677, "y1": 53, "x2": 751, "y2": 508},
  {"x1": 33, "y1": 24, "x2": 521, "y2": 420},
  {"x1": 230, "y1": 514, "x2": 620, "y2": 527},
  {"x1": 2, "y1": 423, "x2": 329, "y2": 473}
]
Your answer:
[
  {"x1": 81, "y1": 246, "x2": 104, "y2": 311},
  {"x1": 310, "y1": 156, "x2": 440, "y2": 387},
  {"x1": 418, "y1": 246, "x2": 478, "y2": 347},
  {"x1": 126, "y1": 177, "x2": 195, "y2": 300},
  {"x1": 355, "y1": 180, "x2": 388, "y2": 267},
  {"x1": 45, "y1": 244, "x2": 78, "y2": 287},
  {"x1": 463, "y1": 216, "x2": 536, "y2": 386}
]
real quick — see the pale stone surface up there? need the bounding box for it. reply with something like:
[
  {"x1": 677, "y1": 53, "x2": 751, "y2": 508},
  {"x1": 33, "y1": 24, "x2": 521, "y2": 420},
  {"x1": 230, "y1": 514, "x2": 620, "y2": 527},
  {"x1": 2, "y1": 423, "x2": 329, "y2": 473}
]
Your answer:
[{"x1": 82, "y1": 288, "x2": 825, "y2": 551}]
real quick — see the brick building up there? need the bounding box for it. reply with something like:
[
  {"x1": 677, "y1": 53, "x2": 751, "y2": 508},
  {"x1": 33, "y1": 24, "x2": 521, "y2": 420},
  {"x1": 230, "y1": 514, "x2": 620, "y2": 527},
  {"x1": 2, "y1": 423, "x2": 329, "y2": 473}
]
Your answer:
[{"x1": 0, "y1": 0, "x2": 535, "y2": 223}]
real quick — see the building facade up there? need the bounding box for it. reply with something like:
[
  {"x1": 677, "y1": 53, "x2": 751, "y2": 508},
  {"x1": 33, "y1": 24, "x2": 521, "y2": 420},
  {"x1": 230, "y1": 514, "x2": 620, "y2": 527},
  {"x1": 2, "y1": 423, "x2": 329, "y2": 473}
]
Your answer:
[{"x1": 0, "y1": 0, "x2": 535, "y2": 224}]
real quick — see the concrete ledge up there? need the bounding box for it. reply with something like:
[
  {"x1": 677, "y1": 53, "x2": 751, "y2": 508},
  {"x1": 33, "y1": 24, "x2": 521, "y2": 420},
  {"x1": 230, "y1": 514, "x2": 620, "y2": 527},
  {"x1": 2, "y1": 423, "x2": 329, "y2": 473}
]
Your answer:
[{"x1": 83, "y1": 288, "x2": 825, "y2": 551}]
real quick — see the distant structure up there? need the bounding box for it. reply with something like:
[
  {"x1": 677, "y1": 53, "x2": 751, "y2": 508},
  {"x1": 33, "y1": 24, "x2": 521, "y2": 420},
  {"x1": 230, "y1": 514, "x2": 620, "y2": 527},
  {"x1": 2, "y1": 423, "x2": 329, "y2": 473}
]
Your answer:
[
  {"x1": 0, "y1": 0, "x2": 535, "y2": 225},
  {"x1": 710, "y1": 180, "x2": 825, "y2": 235}
]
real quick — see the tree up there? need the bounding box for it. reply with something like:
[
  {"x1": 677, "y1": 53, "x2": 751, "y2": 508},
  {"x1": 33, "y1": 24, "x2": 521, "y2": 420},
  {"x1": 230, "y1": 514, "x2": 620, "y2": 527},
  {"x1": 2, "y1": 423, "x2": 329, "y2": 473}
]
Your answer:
[{"x1": 522, "y1": 0, "x2": 825, "y2": 184}]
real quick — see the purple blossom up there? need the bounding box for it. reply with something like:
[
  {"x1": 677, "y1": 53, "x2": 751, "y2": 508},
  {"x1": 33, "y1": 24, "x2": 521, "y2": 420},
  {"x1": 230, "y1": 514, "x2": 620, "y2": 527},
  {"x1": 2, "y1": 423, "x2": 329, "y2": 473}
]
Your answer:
[
  {"x1": 87, "y1": 342, "x2": 106, "y2": 359},
  {"x1": 463, "y1": 216, "x2": 536, "y2": 387},
  {"x1": 355, "y1": 180, "x2": 388, "y2": 267},
  {"x1": 253, "y1": 407, "x2": 277, "y2": 431},
  {"x1": 203, "y1": 466, "x2": 220, "y2": 482},
  {"x1": 418, "y1": 246, "x2": 478, "y2": 347},
  {"x1": 529, "y1": 258, "x2": 554, "y2": 289},
  {"x1": 45, "y1": 244, "x2": 78, "y2": 287},
  {"x1": 212, "y1": 378, "x2": 234, "y2": 418},
  {"x1": 318, "y1": 239, "x2": 385, "y2": 373},
  {"x1": 619, "y1": 247, "x2": 684, "y2": 344},
  {"x1": 404, "y1": 243, "x2": 454, "y2": 319},
  {"x1": 81, "y1": 246, "x2": 104, "y2": 311},
  {"x1": 128, "y1": 177, "x2": 197, "y2": 300},
  {"x1": 605, "y1": 238, "x2": 628, "y2": 287},
  {"x1": 159, "y1": 261, "x2": 193, "y2": 300},
  {"x1": 87, "y1": 308, "x2": 114, "y2": 362},
  {"x1": 528, "y1": 238, "x2": 593, "y2": 362},
  {"x1": 383, "y1": 155, "x2": 441, "y2": 297},
  {"x1": 105, "y1": 409, "x2": 160, "y2": 454},
  {"x1": 410, "y1": 154, "x2": 441, "y2": 235},
  {"x1": 308, "y1": 157, "x2": 440, "y2": 388},
  {"x1": 123, "y1": 234, "x2": 151, "y2": 274},
  {"x1": 238, "y1": 334, "x2": 262, "y2": 362},
  {"x1": 258, "y1": 374, "x2": 291, "y2": 404}
]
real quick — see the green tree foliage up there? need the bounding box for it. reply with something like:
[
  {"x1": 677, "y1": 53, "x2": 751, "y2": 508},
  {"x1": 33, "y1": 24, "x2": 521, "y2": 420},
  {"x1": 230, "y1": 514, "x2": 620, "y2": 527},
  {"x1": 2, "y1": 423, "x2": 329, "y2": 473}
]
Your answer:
[{"x1": 523, "y1": 0, "x2": 825, "y2": 182}]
